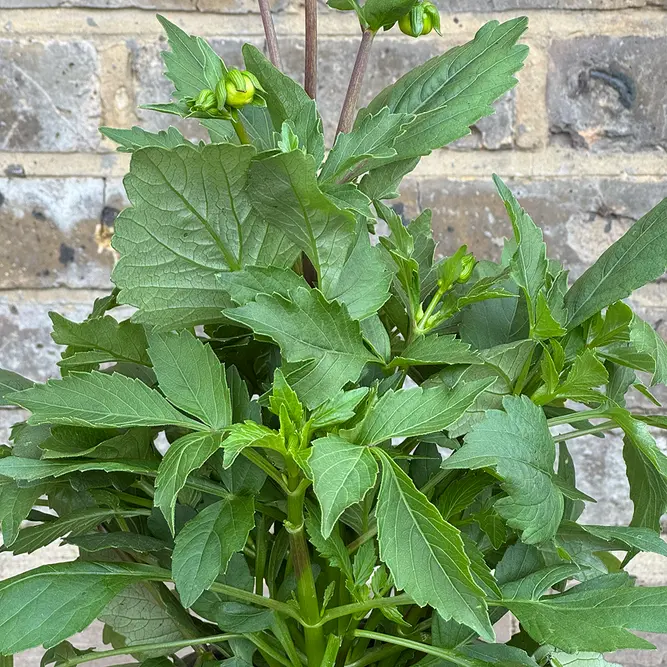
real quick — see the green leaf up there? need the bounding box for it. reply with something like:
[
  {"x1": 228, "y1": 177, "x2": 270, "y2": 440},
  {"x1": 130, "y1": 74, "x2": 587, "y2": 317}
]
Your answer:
[
  {"x1": 148, "y1": 330, "x2": 231, "y2": 430},
  {"x1": 310, "y1": 388, "x2": 369, "y2": 431},
  {"x1": 557, "y1": 349, "x2": 608, "y2": 401},
  {"x1": 269, "y1": 368, "x2": 304, "y2": 425},
  {"x1": 218, "y1": 266, "x2": 308, "y2": 306},
  {"x1": 113, "y1": 144, "x2": 297, "y2": 329},
  {"x1": 246, "y1": 150, "x2": 356, "y2": 294},
  {"x1": 319, "y1": 108, "x2": 413, "y2": 183},
  {"x1": 361, "y1": 18, "x2": 528, "y2": 159},
  {"x1": 359, "y1": 157, "x2": 420, "y2": 201},
  {"x1": 225, "y1": 287, "x2": 376, "y2": 408},
  {"x1": 346, "y1": 378, "x2": 493, "y2": 446},
  {"x1": 310, "y1": 435, "x2": 378, "y2": 538},
  {"x1": 156, "y1": 15, "x2": 225, "y2": 101},
  {"x1": 629, "y1": 313, "x2": 667, "y2": 385},
  {"x1": 375, "y1": 449, "x2": 493, "y2": 640},
  {"x1": 67, "y1": 532, "x2": 167, "y2": 554},
  {"x1": 564, "y1": 197, "x2": 667, "y2": 329},
  {"x1": 623, "y1": 440, "x2": 667, "y2": 532},
  {"x1": 100, "y1": 126, "x2": 193, "y2": 153},
  {"x1": 243, "y1": 44, "x2": 324, "y2": 166},
  {"x1": 443, "y1": 395, "x2": 564, "y2": 544},
  {"x1": 154, "y1": 432, "x2": 224, "y2": 534},
  {"x1": 550, "y1": 652, "x2": 621, "y2": 667},
  {"x1": 504, "y1": 581, "x2": 667, "y2": 652},
  {"x1": 7, "y1": 371, "x2": 203, "y2": 430},
  {"x1": 213, "y1": 602, "x2": 275, "y2": 633},
  {"x1": 493, "y1": 176, "x2": 547, "y2": 321},
  {"x1": 389, "y1": 335, "x2": 481, "y2": 368},
  {"x1": 222, "y1": 422, "x2": 284, "y2": 469},
  {"x1": 0, "y1": 480, "x2": 48, "y2": 546},
  {"x1": 562, "y1": 522, "x2": 667, "y2": 558},
  {"x1": 0, "y1": 369, "x2": 33, "y2": 406},
  {"x1": 41, "y1": 427, "x2": 154, "y2": 461},
  {"x1": 362, "y1": 0, "x2": 417, "y2": 30},
  {"x1": 0, "y1": 456, "x2": 157, "y2": 482},
  {"x1": 172, "y1": 495, "x2": 255, "y2": 608},
  {"x1": 0, "y1": 561, "x2": 164, "y2": 654}
]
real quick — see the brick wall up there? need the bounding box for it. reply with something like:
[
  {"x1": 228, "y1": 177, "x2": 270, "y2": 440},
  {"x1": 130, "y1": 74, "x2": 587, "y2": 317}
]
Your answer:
[{"x1": 0, "y1": 0, "x2": 666, "y2": 664}]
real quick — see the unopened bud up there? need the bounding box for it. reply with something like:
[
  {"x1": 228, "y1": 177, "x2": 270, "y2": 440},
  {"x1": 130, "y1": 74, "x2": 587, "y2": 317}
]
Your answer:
[
  {"x1": 398, "y1": 0, "x2": 441, "y2": 37},
  {"x1": 457, "y1": 253, "x2": 476, "y2": 284},
  {"x1": 189, "y1": 88, "x2": 217, "y2": 113},
  {"x1": 224, "y1": 69, "x2": 265, "y2": 109}
]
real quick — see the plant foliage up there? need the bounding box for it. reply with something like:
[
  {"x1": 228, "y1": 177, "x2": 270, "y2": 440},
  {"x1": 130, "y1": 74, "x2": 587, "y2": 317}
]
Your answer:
[{"x1": 2, "y1": 5, "x2": 667, "y2": 667}]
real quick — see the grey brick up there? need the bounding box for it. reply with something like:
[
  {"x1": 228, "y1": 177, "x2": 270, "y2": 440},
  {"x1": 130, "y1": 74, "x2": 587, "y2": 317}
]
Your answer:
[
  {"x1": 0, "y1": 408, "x2": 27, "y2": 443},
  {"x1": 0, "y1": 178, "x2": 114, "y2": 289},
  {"x1": 0, "y1": 40, "x2": 100, "y2": 152},
  {"x1": 131, "y1": 35, "x2": 514, "y2": 147},
  {"x1": 408, "y1": 178, "x2": 667, "y2": 281},
  {"x1": 0, "y1": 294, "x2": 96, "y2": 382},
  {"x1": 445, "y1": 0, "x2": 662, "y2": 9},
  {"x1": 0, "y1": 0, "x2": 195, "y2": 6},
  {"x1": 548, "y1": 36, "x2": 667, "y2": 151}
]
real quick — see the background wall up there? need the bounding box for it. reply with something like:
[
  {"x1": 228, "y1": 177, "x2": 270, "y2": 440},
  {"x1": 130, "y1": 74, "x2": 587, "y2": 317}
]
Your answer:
[{"x1": 0, "y1": 0, "x2": 666, "y2": 664}]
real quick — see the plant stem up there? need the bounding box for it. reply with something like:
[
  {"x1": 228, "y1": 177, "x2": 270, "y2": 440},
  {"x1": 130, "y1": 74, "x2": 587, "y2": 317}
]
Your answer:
[
  {"x1": 231, "y1": 114, "x2": 251, "y2": 144},
  {"x1": 209, "y1": 580, "x2": 303, "y2": 622},
  {"x1": 255, "y1": 513, "x2": 269, "y2": 595},
  {"x1": 351, "y1": 631, "x2": 481, "y2": 667},
  {"x1": 318, "y1": 593, "x2": 413, "y2": 627},
  {"x1": 553, "y1": 420, "x2": 618, "y2": 442},
  {"x1": 547, "y1": 408, "x2": 609, "y2": 427},
  {"x1": 0, "y1": 655, "x2": 12, "y2": 667},
  {"x1": 336, "y1": 29, "x2": 375, "y2": 136},
  {"x1": 258, "y1": 0, "x2": 282, "y2": 69},
  {"x1": 345, "y1": 644, "x2": 403, "y2": 667},
  {"x1": 286, "y1": 465, "x2": 325, "y2": 666},
  {"x1": 59, "y1": 634, "x2": 240, "y2": 667},
  {"x1": 304, "y1": 0, "x2": 318, "y2": 98}
]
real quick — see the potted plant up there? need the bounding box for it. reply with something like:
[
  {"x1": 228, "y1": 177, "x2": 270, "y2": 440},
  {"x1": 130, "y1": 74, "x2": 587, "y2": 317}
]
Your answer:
[{"x1": 1, "y1": 2, "x2": 667, "y2": 666}]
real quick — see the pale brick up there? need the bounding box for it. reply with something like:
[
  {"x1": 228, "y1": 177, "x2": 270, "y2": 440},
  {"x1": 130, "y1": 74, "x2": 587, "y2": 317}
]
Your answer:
[
  {"x1": 548, "y1": 36, "x2": 667, "y2": 151},
  {"x1": 0, "y1": 177, "x2": 114, "y2": 289},
  {"x1": 0, "y1": 293, "x2": 98, "y2": 382},
  {"x1": 0, "y1": 40, "x2": 100, "y2": 152}
]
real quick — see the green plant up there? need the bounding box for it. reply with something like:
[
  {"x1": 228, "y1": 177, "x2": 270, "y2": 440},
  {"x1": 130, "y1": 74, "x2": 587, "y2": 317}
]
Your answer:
[{"x1": 1, "y1": 2, "x2": 667, "y2": 666}]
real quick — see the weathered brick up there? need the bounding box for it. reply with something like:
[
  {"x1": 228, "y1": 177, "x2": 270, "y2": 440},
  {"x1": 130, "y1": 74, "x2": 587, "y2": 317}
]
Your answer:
[
  {"x1": 406, "y1": 178, "x2": 667, "y2": 280},
  {"x1": 0, "y1": 178, "x2": 114, "y2": 289},
  {"x1": 0, "y1": 0, "x2": 196, "y2": 7},
  {"x1": 0, "y1": 40, "x2": 100, "y2": 152},
  {"x1": 445, "y1": 0, "x2": 662, "y2": 9},
  {"x1": 548, "y1": 36, "x2": 667, "y2": 151},
  {"x1": 131, "y1": 35, "x2": 514, "y2": 146},
  {"x1": 0, "y1": 293, "x2": 98, "y2": 382}
]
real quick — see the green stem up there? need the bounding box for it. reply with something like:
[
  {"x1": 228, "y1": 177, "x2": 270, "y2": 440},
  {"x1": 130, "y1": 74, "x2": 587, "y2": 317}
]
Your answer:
[
  {"x1": 547, "y1": 408, "x2": 609, "y2": 427},
  {"x1": 59, "y1": 634, "x2": 240, "y2": 667},
  {"x1": 209, "y1": 580, "x2": 303, "y2": 622},
  {"x1": 231, "y1": 114, "x2": 251, "y2": 144},
  {"x1": 318, "y1": 594, "x2": 412, "y2": 627},
  {"x1": 415, "y1": 286, "x2": 446, "y2": 337},
  {"x1": 0, "y1": 655, "x2": 13, "y2": 667},
  {"x1": 114, "y1": 491, "x2": 154, "y2": 508},
  {"x1": 249, "y1": 633, "x2": 294, "y2": 667},
  {"x1": 286, "y1": 466, "x2": 325, "y2": 666},
  {"x1": 272, "y1": 614, "x2": 305, "y2": 666},
  {"x1": 345, "y1": 644, "x2": 403, "y2": 667},
  {"x1": 553, "y1": 421, "x2": 617, "y2": 442},
  {"x1": 243, "y1": 449, "x2": 290, "y2": 493},
  {"x1": 351, "y1": 631, "x2": 481, "y2": 667},
  {"x1": 255, "y1": 513, "x2": 269, "y2": 595}
]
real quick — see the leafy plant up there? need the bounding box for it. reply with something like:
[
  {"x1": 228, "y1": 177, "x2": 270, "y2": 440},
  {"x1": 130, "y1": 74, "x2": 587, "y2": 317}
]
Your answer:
[{"x1": 2, "y1": 3, "x2": 667, "y2": 667}]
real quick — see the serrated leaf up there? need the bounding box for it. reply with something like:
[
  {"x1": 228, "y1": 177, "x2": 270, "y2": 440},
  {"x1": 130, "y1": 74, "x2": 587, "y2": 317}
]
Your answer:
[
  {"x1": 389, "y1": 335, "x2": 481, "y2": 368},
  {"x1": 559, "y1": 522, "x2": 667, "y2": 558},
  {"x1": 148, "y1": 330, "x2": 231, "y2": 430},
  {"x1": 565, "y1": 197, "x2": 667, "y2": 329},
  {"x1": 100, "y1": 126, "x2": 193, "y2": 153},
  {"x1": 347, "y1": 378, "x2": 493, "y2": 446},
  {"x1": 361, "y1": 18, "x2": 528, "y2": 160},
  {"x1": 156, "y1": 15, "x2": 225, "y2": 101},
  {"x1": 222, "y1": 422, "x2": 284, "y2": 468},
  {"x1": 362, "y1": 0, "x2": 417, "y2": 29},
  {"x1": 154, "y1": 432, "x2": 224, "y2": 534},
  {"x1": 218, "y1": 266, "x2": 308, "y2": 306},
  {"x1": 40, "y1": 426, "x2": 154, "y2": 461},
  {"x1": 504, "y1": 581, "x2": 667, "y2": 652},
  {"x1": 557, "y1": 349, "x2": 608, "y2": 401},
  {"x1": 172, "y1": 496, "x2": 255, "y2": 608},
  {"x1": 320, "y1": 108, "x2": 413, "y2": 183},
  {"x1": 0, "y1": 561, "x2": 164, "y2": 654},
  {"x1": 0, "y1": 456, "x2": 157, "y2": 482},
  {"x1": 7, "y1": 372, "x2": 202, "y2": 430},
  {"x1": 225, "y1": 287, "x2": 376, "y2": 408},
  {"x1": 0, "y1": 480, "x2": 48, "y2": 546},
  {"x1": 550, "y1": 651, "x2": 621, "y2": 667},
  {"x1": 0, "y1": 369, "x2": 33, "y2": 406},
  {"x1": 443, "y1": 395, "x2": 563, "y2": 543},
  {"x1": 623, "y1": 440, "x2": 667, "y2": 532},
  {"x1": 304, "y1": 503, "x2": 353, "y2": 578},
  {"x1": 311, "y1": 388, "x2": 369, "y2": 430},
  {"x1": 67, "y1": 532, "x2": 167, "y2": 554},
  {"x1": 629, "y1": 313, "x2": 667, "y2": 386},
  {"x1": 212, "y1": 602, "x2": 275, "y2": 633},
  {"x1": 112, "y1": 144, "x2": 297, "y2": 329},
  {"x1": 246, "y1": 150, "x2": 356, "y2": 295},
  {"x1": 243, "y1": 44, "x2": 324, "y2": 165},
  {"x1": 375, "y1": 449, "x2": 493, "y2": 640},
  {"x1": 359, "y1": 157, "x2": 420, "y2": 201},
  {"x1": 500, "y1": 564, "x2": 581, "y2": 601},
  {"x1": 311, "y1": 435, "x2": 378, "y2": 538}
]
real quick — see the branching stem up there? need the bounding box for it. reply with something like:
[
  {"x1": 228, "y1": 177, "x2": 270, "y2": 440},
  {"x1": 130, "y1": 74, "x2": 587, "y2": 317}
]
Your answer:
[
  {"x1": 304, "y1": 0, "x2": 318, "y2": 98},
  {"x1": 258, "y1": 0, "x2": 282, "y2": 68}
]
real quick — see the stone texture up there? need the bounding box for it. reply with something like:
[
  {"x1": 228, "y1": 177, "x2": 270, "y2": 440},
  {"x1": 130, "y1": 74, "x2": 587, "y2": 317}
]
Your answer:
[
  {"x1": 548, "y1": 36, "x2": 667, "y2": 151},
  {"x1": 445, "y1": 0, "x2": 663, "y2": 9},
  {"x1": 0, "y1": 0, "x2": 288, "y2": 9},
  {"x1": 405, "y1": 177, "x2": 667, "y2": 281},
  {"x1": 131, "y1": 35, "x2": 515, "y2": 147},
  {"x1": 0, "y1": 293, "x2": 98, "y2": 382},
  {"x1": 0, "y1": 40, "x2": 100, "y2": 152},
  {"x1": 0, "y1": 177, "x2": 115, "y2": 289}
]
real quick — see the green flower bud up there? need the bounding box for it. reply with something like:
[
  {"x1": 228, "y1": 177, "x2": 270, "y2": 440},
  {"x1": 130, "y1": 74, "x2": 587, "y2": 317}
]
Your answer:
[
  {"x1": 398, "y1": 1, "x2": 441, "y2": 37},
  {"x1": 438, "y1": 245, "x2": 475, "y2": 291},
  {"x1": 457, "y1": 253, "x2": 476, "y2": 284},
  {"x1": 189, "y1": 88, "x2": 217, "y2": 113},
  {"x1": 225, "y1": 68, "x2": 257, "y2": 108}
]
